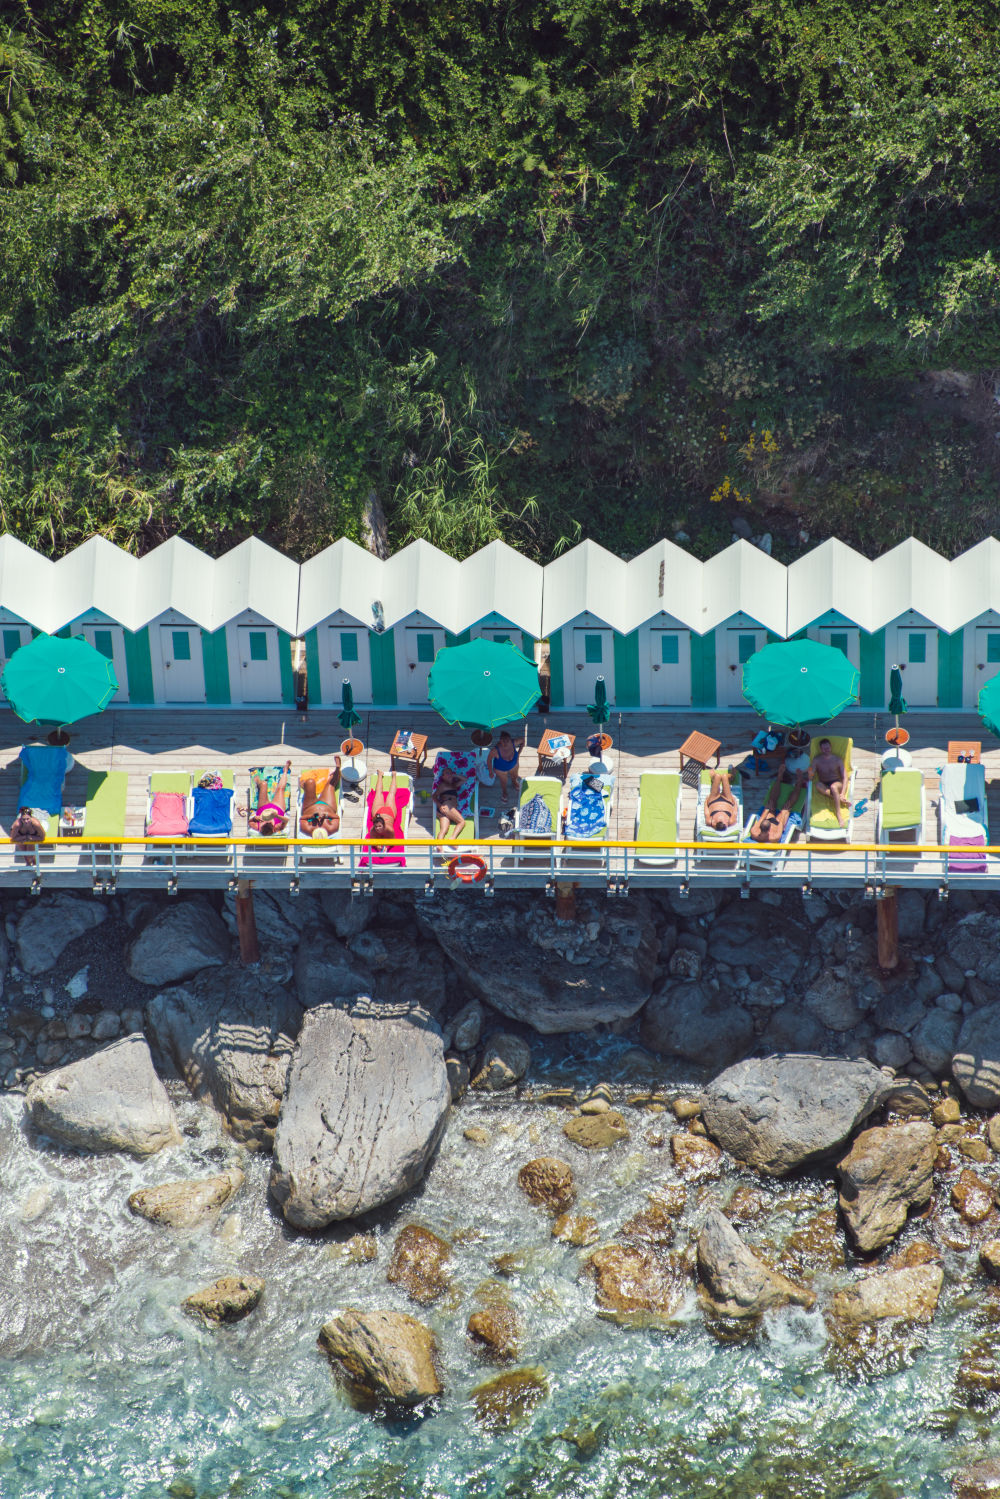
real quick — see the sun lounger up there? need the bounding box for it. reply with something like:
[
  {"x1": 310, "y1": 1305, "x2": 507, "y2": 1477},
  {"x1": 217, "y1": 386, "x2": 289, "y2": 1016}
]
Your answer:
[
  {"x1": 805, "y1": 736, "x2": 856, "y2": 842},
  {"x1": 247, "y1": 765, "x2": 293, "y2": 834},
  {"x1": 188, "y1": 769, "x2": 235, "y2": 843},
  {"x1": 515, "y1": 776, "x2": 563, "y2": 865},
  {"x1": 633, "y1": 771, "x2": 682, "y2": 866},
  {"x1": 876, "y1": 768, "x2": 925, "y2": 845},
  {"x1": 432, "y1": 750, "x2": 479, "y2": 849},
  {"x1": 15, "y1": 744, "x2": 74, "y2": 843},
  {"x1": 940, "y1": 762, "x2": 989, "y2": 873},
  {"x1": 145, "y1": 773, "x2": 190, "y2": 836},
  {"x1": 360, "y1": 774, "x2": 412, "y2": 866},
  {"x1": 297, "y1": 767, "x2": 342, "y2": 852},
  {"x1": 82, "y1": 772, "x2": 128, "y2": 859},
  {"x1": 563, "y1": 771, "x2": 613, "y2": 839},
  {"x1": 696, "y1": 769, "x2": 743, "y2": 843},
  {"x1": 744, "y1": 777, "x2": 805, "y2": 868}
]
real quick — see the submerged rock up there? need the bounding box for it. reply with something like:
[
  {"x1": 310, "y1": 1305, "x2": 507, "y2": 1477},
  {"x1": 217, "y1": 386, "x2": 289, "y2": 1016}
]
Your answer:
[
  {"x1": 697, "y1": 1210, "x2": 815, "y2": 1321},
  {"x1": 617, "y1": 1195, "x2": 680, "y2": 1249},
  {"x1": 182, "y1": 1274, "x2": 264, "y2": 1326},
  {"x1": 467, "y1": 1301, "x2": 521, "y2": 1362},
  {"x1": 469, "y1": 1368, "x2": 548, "y2": 1431},
  {"x1": 270, "y1": 999, "x2": 450, "y2": 1228},
  {"x1": 517, "y1": 1158, "x2": 575, "y2": 1212},
  {"x1": 581, "y1": 1245, "x2": 688, "y2": 1327},
  {"x1": 671, "y1": 1132, "x2": 722, "y2": 1181},
  {"x1": 25, "y1": 1035, "x2": 180, "y2": 1156},
  {"x1": 127, "y1": 899, "x2": 231, "y2": 986},
  {"x1": 563, "y1": 1111, "x2": 629, "y2": 1151},
  {"x1": 836, "y1": 1122, "x2": 936, "y2": 1251},
  {"x1": 416, "y1": 893, "x2": 660, "y2": 1033},
  {"x1": 552, "y1": 1213, "x2": 600, "y2": 1246},
  {"x1": 15, "y1": 893, "x2": 106, "y2": 976},
  {"x1": 386, "y1": 1225, "x2": 452, "y2": 1305},
  {"x1": 145, "y1": 967, "x2": 300, "y2": 1149},
  {"x1": 128, "y1": 1169, "x2": 244, "y2": 1229},
  {"x1": 830, "y1": 1264, "x2": 944, "y2": 1325},
  {"x1": 702, "y1": 1055, "x2": 891, "y2": 1175},
  {"x1": 980, "y1": 1242, "x2": 1000, "y2": 1279},
  {"x1": 955, "y1": 1458, "x2": 1000, "y2": 1498},
  {"x1": 951, "y1": 1170, "x2": 995, "y2": 1225},
  {"x1": 319, "y1": 1309, "x2": 442, "y2": 1406}
]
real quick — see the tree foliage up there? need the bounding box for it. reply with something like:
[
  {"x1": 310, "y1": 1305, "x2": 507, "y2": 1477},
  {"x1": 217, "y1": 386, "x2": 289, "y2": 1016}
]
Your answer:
[{"x1": 1, "y1": 0, "x2": 999, "y2": 562}]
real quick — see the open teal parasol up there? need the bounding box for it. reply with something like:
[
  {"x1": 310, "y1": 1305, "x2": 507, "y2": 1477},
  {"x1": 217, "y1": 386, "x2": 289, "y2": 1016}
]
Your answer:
[
  {"x1": 742, "y1": 639, "x2": 859, "y2": 726},
  {"x1": 587, "y1": 675, "x2": 609, "y2": 726},
  {"x1": 979, "y1": 674, "x2": 1000, "y2": 738},
  {"x1": 428, "y1": 638, "x2": 540, "y2": 729},
  {"x1": 337, "y1": 679, "x2": 362, "y2": 730},
  {"x1": 1, "y1": 633, "x2": 118, "y2": 725}
]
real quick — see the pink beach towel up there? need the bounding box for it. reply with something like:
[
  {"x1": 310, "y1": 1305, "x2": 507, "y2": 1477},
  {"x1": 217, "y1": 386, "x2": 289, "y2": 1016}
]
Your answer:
[
  {"x1": 947, "y1": 833, "x2": 987, "y2": 874},
  {"x1": 146, "y1": 792, "x2": 189, "y2": 837},
  {"x1": 360, "y1": 786, "x2": 411, "y2": 866}
]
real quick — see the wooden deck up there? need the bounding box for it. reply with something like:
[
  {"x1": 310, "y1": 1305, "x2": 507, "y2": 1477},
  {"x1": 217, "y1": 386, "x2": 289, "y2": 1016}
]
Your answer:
[{"x1": 1, "y1": 703, "x2": 997, "y2": 851}]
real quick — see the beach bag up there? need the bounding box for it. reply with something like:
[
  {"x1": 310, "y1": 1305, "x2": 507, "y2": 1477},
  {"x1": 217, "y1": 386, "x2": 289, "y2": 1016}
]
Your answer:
[{"x1": 520, "y1": 792, "x2": 552, "y2": 835}]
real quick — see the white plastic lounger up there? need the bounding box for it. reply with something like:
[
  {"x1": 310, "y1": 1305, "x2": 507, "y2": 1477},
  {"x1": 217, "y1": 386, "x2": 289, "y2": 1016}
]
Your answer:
[
  {"x1": 876, "y1": 768, "x2": 925, "y2": 845},
  {"x1": 939, "y1": 761, "x2": 989, "y2": 873},
  {"x1": 515, "y1": 777, "x2": 563, "y2": 865},
  {"x1": 634, "y1": 771, "x2": 682, "y2": 866},
  {"x1": 560, "y1": 771, "x2": 614, "y2": 869},
  {"x1": 696, "y1": 769, "x2": 743, "y2": 843},
  {"x1": 744, "y1": 778, "x2": 806, "y2": 868},
  {"x1": 805, "y1": 736, "x2": 856, "y2": 843}
]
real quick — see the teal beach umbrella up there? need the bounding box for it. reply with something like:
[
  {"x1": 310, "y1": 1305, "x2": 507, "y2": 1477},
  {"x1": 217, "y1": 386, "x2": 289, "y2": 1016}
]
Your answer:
[
  {"x1": 337, "y1": 679, "x2": 362, "y2": 730},
  {"x1": 1, "y1": 634, "x2": 118, "y2": 725},
  {"x1": 428, "y1": 638, "x2": 540, "y2": 729},
  {"x1": 587, "y1": 675, "x2": 609, "y2": 726},
  {"x1": 978, "y1": 674, "x2": 1000, "y2": 738},
  {"x1": 889, "y1": 665, "x2": 907, "y2": 720},
  {"x1": 742, "y1": 639, "x2": 859, "y2": 726}
]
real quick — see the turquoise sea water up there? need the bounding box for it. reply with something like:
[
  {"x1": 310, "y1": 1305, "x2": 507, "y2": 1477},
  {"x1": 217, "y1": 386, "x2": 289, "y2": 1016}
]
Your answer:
[{"x1": 0, "y1": 1044, "x2": 994, "y2": 1499}]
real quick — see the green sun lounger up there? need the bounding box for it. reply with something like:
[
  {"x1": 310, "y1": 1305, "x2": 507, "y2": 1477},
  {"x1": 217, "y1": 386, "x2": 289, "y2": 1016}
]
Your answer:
[
  {"x1": 82, "y1": 771, "x2": 128, "y2": 840},
  {"x1": 877, "y1": 769, "x2": 924, "y2": 842},
  {"x1": 634, "y1": 771, "x2": 681, "y2": 865},
  {"x1": 150, "y1": 772, "x2": 190, "y2": 794},
  {"x1": 517, "y1": 777, "x2": 563, "y2": 834}
]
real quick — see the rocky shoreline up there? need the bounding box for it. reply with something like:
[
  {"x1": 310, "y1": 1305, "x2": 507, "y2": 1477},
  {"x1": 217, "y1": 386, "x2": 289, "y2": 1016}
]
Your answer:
[{"x1": 6, "y1": 885, "x2": 1000, "y2": 1491}]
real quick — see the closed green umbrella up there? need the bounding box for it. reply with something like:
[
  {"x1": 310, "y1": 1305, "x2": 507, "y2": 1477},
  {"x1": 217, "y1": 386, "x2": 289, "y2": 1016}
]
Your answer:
[
  {"x1": 978, "y1": 674, "x2": 1000, "y2": 738},
  {"x1": 742, "y1": 639, "x2": 859, "y2": 727},
  {"x1": 1, "y1": 634, "x2": 118, "y2": 725},
  {"x1": 428, "y1": 638, "x2": 540, "y2": 729},
  {"x1": 587, "y1": 675, "x2": 609, "y2": 726},
  {"x1": 888, "y1": 665, "x2": 907, "y2": 719},
  {"x1": 337, "y1": 679, "x2": 362, "y2": 730}
]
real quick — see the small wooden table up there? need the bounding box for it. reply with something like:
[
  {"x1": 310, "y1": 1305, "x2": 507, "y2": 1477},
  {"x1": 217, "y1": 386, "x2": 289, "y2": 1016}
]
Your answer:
[
  {"x1": 678, "y1": 730, "x2": 722, "y2": 780},
  {"x1": 948, "y1": 740, "x2": 981, "y2": 763},
  {"x1": 537, "y1": 728, "x2": 576, "y2": 781},
  {"x1": 390, "y1": 730, "x2": 429, "y2": 777}
]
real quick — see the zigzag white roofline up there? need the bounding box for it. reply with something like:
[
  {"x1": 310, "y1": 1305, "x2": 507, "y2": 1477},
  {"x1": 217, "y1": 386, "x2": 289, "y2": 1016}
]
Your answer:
[{"x1": 2, "y1": 533, "x2": 1000, "y2": 639}]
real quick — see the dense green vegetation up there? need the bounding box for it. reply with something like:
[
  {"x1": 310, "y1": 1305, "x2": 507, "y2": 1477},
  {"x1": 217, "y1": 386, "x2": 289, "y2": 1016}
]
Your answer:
[{"x1": 2, "y1": 0, "x2": 999, "y2": 563}]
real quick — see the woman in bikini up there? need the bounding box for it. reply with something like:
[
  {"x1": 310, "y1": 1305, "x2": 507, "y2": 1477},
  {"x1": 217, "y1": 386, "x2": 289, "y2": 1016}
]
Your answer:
[
  {"x1": 300, "y1": 759, "x2": 341, "y2": 837},
  {"x1": 368, "y1": 770, "x2": 406, "y2": 846},
  {"x1": 488, "y1": 730, "x2": 524, "y2": 798},
  {"x1": 748, "y1": 770, "x2": 807, "y2": 843},
  {"x1": 433, "y1": 765, "x2": 467, "y2": 844},
  {"x1": 249, "y1": 760, "x2": 291, "y2": 836},
  {"x1": 704, "y1": 770, "x2": 740, "y2": 832}
]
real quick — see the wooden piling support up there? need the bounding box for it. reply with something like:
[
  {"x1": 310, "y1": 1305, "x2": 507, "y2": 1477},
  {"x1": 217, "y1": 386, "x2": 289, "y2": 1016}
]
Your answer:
[
  {"x1": 236, "y1": 878, "x2": 260, "y2": 965},
  {"x1": 877, "y1": 888, "x2": 899, "y2": 972},
  {"x1": 555, "y1": 881, "x2": 577, "y2": 921}
]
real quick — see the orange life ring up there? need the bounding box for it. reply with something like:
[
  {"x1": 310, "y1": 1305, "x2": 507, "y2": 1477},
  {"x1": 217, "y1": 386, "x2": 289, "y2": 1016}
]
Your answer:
[{"x1": 447, "y1": 853, "x2": 487, "y2": 884}]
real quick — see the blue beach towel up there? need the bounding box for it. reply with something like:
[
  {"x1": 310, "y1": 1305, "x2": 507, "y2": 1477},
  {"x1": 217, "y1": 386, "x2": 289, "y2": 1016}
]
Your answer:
[
  {"x1": 18, "y1": 745, "x2": 73, "y2": 815},
  {"x1": 189, "y1": 786, "x2": 234, "y2": 836},
  {"x1": 565, "y1": 773, "x2": 610, "y2": 839}
]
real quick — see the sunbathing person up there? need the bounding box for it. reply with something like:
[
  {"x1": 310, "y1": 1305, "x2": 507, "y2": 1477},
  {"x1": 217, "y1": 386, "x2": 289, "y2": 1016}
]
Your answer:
[
  {"x1": 809, "y1": 738, "x2": 846, "y2": 827},
  {"x1": 434, "y1": 765, "x2": 467, "y2": 842},
  {"x1": 249, "y1": 759, "x2": 291, "y2": 836},
  {"x1": 11, "y1": 742, "x2": 75, "y2": 846},
  {"x1": 369, "y1": 771, "x2": 406, "y2": 843},
  {"x1": 704, "y1": 770, "x2": 740, "y2": 832},
  {"x1": 300, "y1": 762, "x2": 341, "y2": 837},
  {"x1": 487, "y1": 730, "x2": 523, "y2": 797},
  {"x1": 748, "y1": 772, "x2": 806, "y2": 843}
]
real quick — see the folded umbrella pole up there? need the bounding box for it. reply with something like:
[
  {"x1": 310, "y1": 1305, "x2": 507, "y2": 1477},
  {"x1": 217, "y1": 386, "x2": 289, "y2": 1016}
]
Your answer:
[{"x1": 337, "y1": 679, "x2": 362, "y2": 731}]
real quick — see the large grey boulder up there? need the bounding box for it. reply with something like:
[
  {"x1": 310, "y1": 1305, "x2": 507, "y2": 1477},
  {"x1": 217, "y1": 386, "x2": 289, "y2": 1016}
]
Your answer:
[
  {"x1": 320, "y1": 889, "x2": 380, "y2": 939},
  {"x1": 701, "y1": 1055, "x2": 891, "y2": 1175},
  {"x1": 953, "y1": 1004, "x2": 1000, "y2": 1107},
  {"x1": 270, "y1": 998, "x2": 450, "y2": 1228},
  {"x1": 946, "y1": 912, "x2": 1000, "y2": 991},
  {"x1": 836, "y1": 1123, "x2": 936, "y2": 1251},
  {"x1": 25, "y1": 1035, "x2": 180, "y2": 1155},
  {"x1": 640, "y1": 985, "x2": 753, "y2": 1068},
  {"x1": 145, "y1": 967, "x2": 300, "y2": 1147},
  {"x1": 911, "y1": 1009, "x2": 961, "y2": 1075},
  {"x1": 697, "y1": 1210, "x2": 815, "y2": 1320},
  {"x1": 706, "y1": 904, "x2": 805, "y2": 985},
  {"x1": 127, "y1": 898, "x2": 231, "y2": 985},
  {"x1": 221, "y1": 889, "x2": 319, "y2": 949},
  {"x1": 801, "y1": 971, "x2": 868, "y2": 1032},
  {"x1": 294, "y1": 933, "x2": 371, "y2": 1009},
  {"x1": 16, "y1": 893, "x2": 106, "y2": 976},
  {"x1": 830, "y1": 1264, "x2": 943, "y2": 1325},
  {"x1": 416, "y1": 893, "x2": 660, "y2": 1033}
]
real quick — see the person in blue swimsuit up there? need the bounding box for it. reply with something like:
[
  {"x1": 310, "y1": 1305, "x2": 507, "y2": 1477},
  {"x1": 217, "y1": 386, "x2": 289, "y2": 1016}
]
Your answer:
[{"x1": 488, "y1": 730, "x2": 523, "y2": 798}]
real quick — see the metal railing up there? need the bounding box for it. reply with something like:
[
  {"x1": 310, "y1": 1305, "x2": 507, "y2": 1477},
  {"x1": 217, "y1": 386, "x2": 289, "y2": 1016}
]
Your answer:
[{"x1": 1, "y1": 833, "x2": 996, "y2": 893}]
